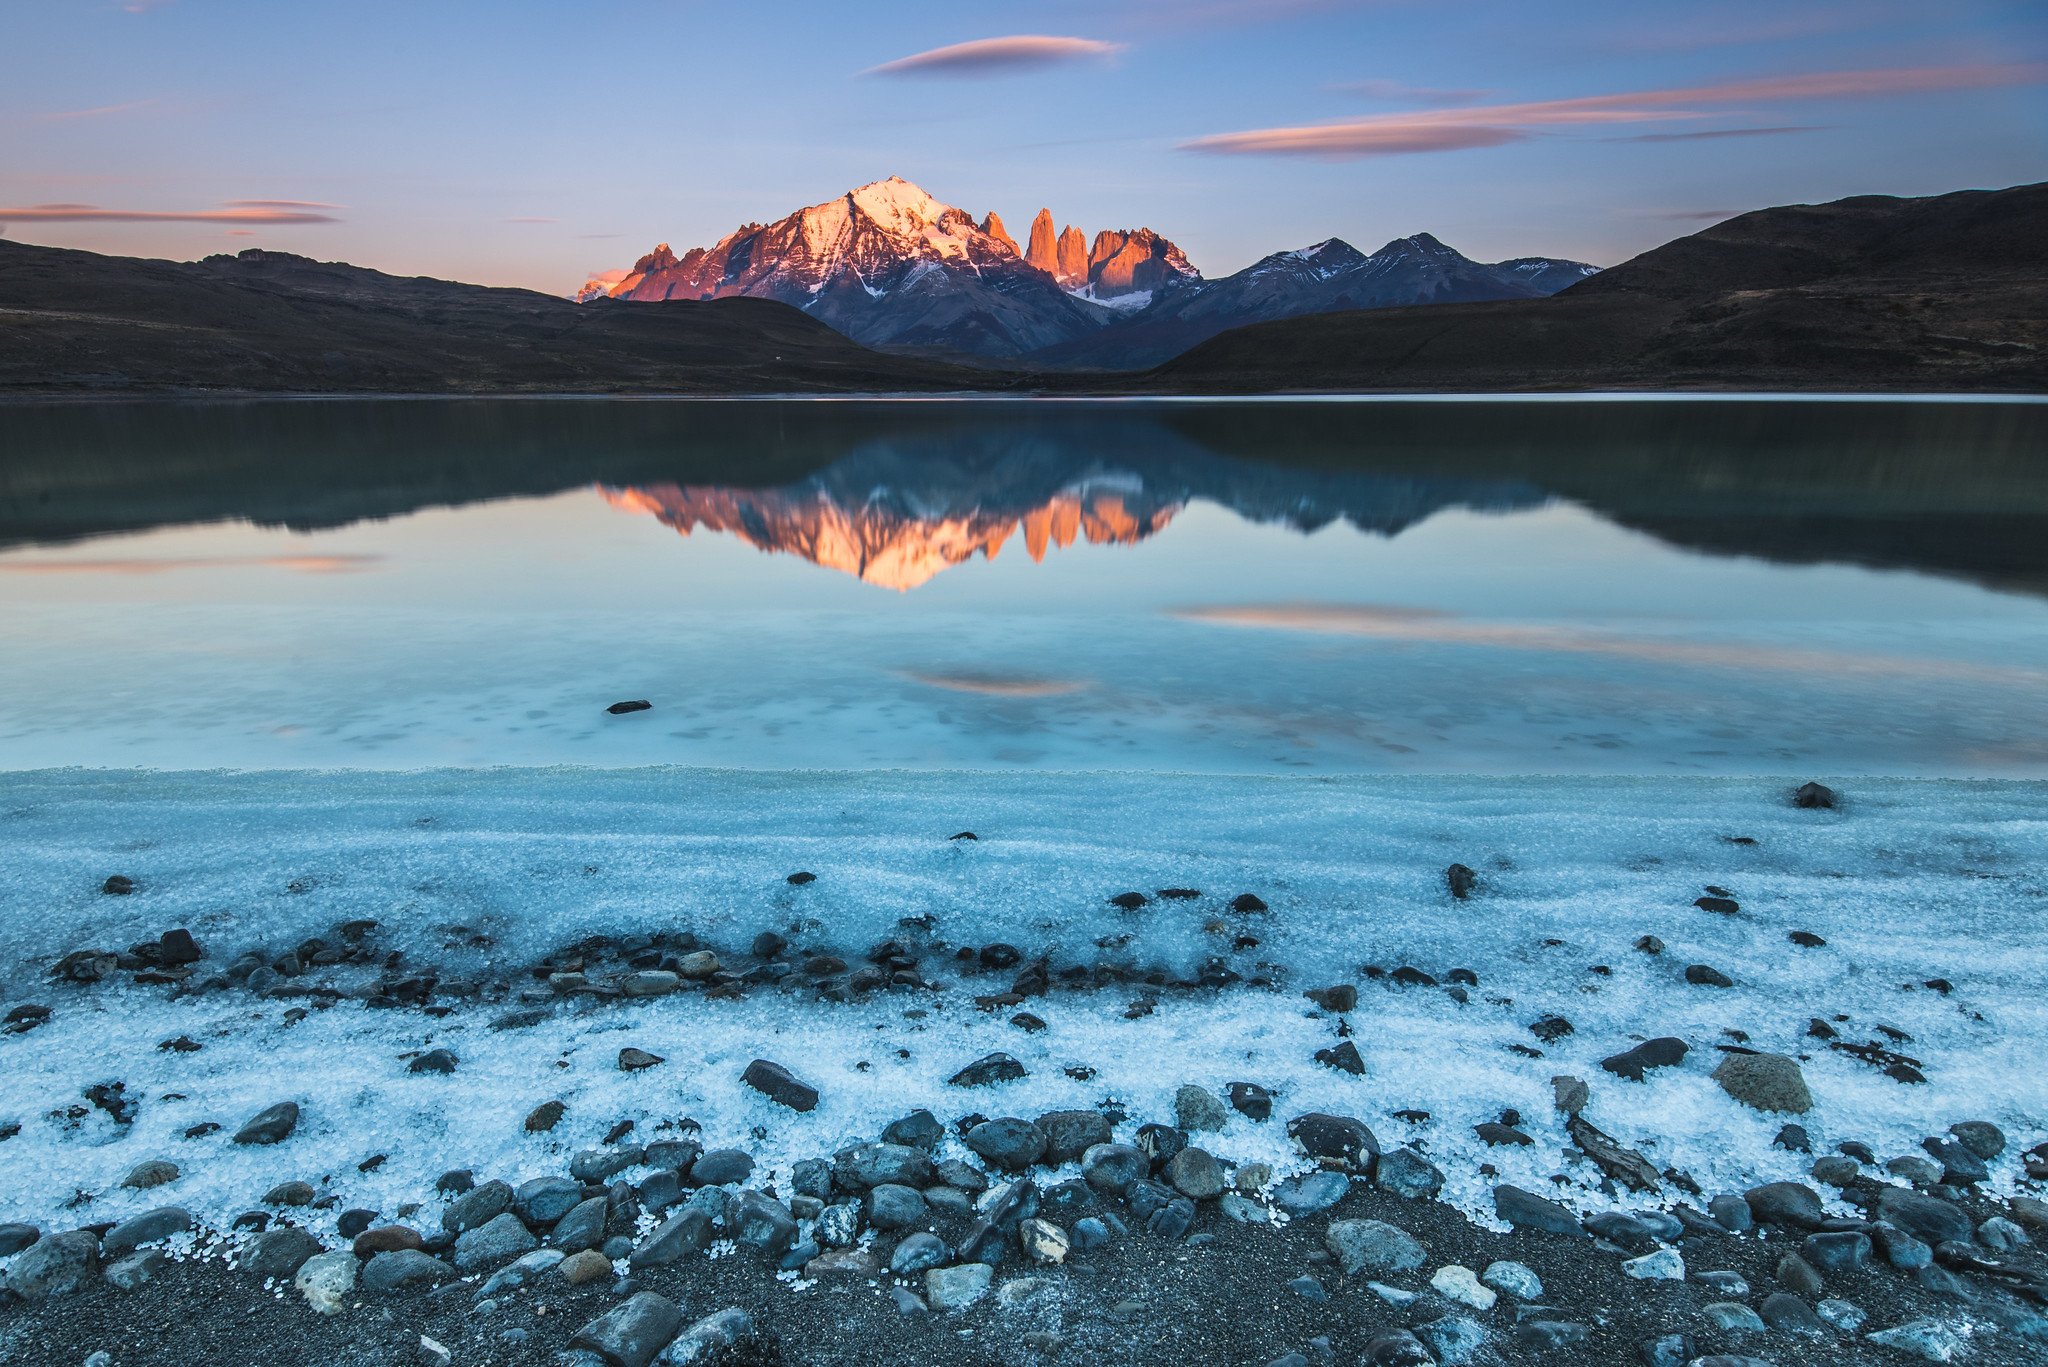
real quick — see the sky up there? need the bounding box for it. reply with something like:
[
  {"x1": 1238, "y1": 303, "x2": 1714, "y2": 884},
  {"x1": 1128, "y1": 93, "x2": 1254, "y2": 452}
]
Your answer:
[{"x1": 2, "y1": 0, "x2": 2044, "y2": 291}]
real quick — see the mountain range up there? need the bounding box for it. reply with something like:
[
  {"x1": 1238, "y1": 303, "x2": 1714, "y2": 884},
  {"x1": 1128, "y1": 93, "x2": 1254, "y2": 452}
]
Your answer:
[{"x1": 577, "y1": 177, "x2": 1595, "y2": 366}]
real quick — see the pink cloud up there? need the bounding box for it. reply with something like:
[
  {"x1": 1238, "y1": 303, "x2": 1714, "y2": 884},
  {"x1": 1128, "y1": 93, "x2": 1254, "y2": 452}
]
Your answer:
[
  {"x1": 1605, "y1": 125, "x2": 1828, "y2": 143},
  {"x1": 0, "y1": 202, "x2": 338, "y2": 223},
  {"x1": 221, "y1": 198, "x2": 342, "y2": 210},
  {"x1": 867, "y1": 35, "x2": 1123, "y2": 77},
  {"x1": 1185, "y1": 61, "x2": 2048, "y2": 157}
]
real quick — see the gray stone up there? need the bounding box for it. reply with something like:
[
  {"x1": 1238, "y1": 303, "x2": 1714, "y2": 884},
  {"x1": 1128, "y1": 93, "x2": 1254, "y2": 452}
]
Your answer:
[
  {"x1": 239, "y1": 1226, "x2": 324, "y2": 1279},
  {"x1": 689, "y1": 1148, "x2": 754, "y2": 1187},
  {"x1": 1481, "y1": 1260, "x2": 1543, "y2": 1300},
  {"x1": 1600, "y1": 1037, "x2": 1687, "y2": 1080},
  {"x1": 1887, "y1": 1154, "x2": 1943, "y2": 1185},
  {"x1": 1376, "y1": 1147, "x2": 1445, "y2": 1200},
  {"x1": 925, "y1": 1262, "x2": 993, "y2": 1310},
  {"x1": 1713, "y1": 1051, "x2": 1811, "y2": 1112},
  {"x1": 1072, "y1": 1217, "x2": 1110, "y2": 1250},
  {"x1": 833, "y1": 1142, "x2": 934, "y2": 1190},
  {"x1": 965, "y1": 1117, "x2": 1046, "y2": 1172},
  {"x1": 102, "y1": 1206, "x2": 193, "y2": 1257},
  {"x1": 1744, "y1": 1181, "x2": 1823, "y2": 1229},
  {"x1": 881, "y1": 1110, "x2": 945, "y2": 1149},
  {"x1": 1803, "y1": 1230, "x2": 1871, "y2": 1271},
  {"x1": 361, "y1": 1249, "x2": 452, "y2": 1294},
  {"x1": 1288, "y1": 1275, "x2": 1327, "y2": 1302},
  {"x1": 1702, "y1": 1302, "x2": 1767, "y2": 1333},
  {"x1": 569, "y1": 1290, "x2": 682, "y2": 1367},
  {"x1": 103, "y1": 1248, "x2": 166, "y2": 1290},
  {"x1": 477, "y1": 1247, "x2": 566, "y2": 1296},
  {"x1": 294, "y1": 1249, "x2": 358, "y2": 1314},
  {"x1": 1622, "y1": 1247, "x2": 1685, "y2": 1280},
  {"x1": 730, "y1": 1192, "x2": 796, "y2": 1253},
  {"x1": 619, "y1": 969, "x2": 680, "y2": 997},
  {"x1": 1494, "y1": 1185, "x2": 1585, "y2": 1237},
  {"x1": 1694, "y1": 1270, "x2": 1750, "y2": 1297},
  {"x1": 1777, "y1": 1252, "x2": 1824, "y2": 1298},
  {"x1": 867, "y1": 1184, "x2": 926, "y2": 1231},
  {"x1": 1949, "y1": 1121, "x2": 2005, "y2": 1161},
  {"x1": 444, "y1": 1179, "x2": 514, "y2": 1233},
  {"x1": 1760, "y1": 1292, "x2": 1828, "y2": 1334},
  {"x1": 1818, "y1": 1298, "x2": 1868, "y2": 1332},
  {"x1": 1174, "y1": 1085, "x2": 1229, "y2": 1132},
  {"x1": 1325, "y1": 1218, "x2": 1425, "y2": 1275},
  {"x1": 1147, "y1": 1197, "x2": 1195, "y2": 1240},
  {"x1": 1922, "y1": 1136, "x2": 1988, "y2": 1186},
  {"x1": 1080, "y1": 1143, "x2": 1147, "y2": 1197},
  {"x1": 1273, "y1": 1170, "x2": 1350, "y2": 1215},
  {"x1": 233, "y1": 1101, "x2": 300, "y2": 1145},
  {"x1": 1166, "y1": 1147, "x2": 1226, "y2": 1200},
  {"x1": 948, "y1": 1052, "x2": 1027, "y2": 1087},
  {"x1": 1877, "y1": 1187, "x2": 1975, "y2": 1247},
  {"x1": 515, "y1": 1177, "x2": 584, "y2": 1226},
  {"x1": 1874, "y1": 1225, "x2": 1933, "y2": 1269},
  {"x1": 890, "y1": 1231, "x2": 948, "y2": 1274},
  {"x1": 453, "y1": 1212, "x2": 538, "y2": 1270},
  {"x1": 1866, "y1": 1319, "x2": 1966, "y2": 1361},
  {"x1": 1286, "y1": 1112, "x2": 1379, "y2": 1170},
  {"x1": 1363, "y1": 1329, "x2": 1434, "y2": 1365},
  {"x1": 816, "y1": 1203, "x2": 861, "y2": 1248},
  {"x1": 663, "y1": 1308, "x2": 755, "y2": 1364},
  {"x1": 1219, "y1": 1193, "x2": 1268, "y2": 1223},
  {"x1": 121, "y1": 1159, "x2": 180, "y2": 1190},
  {"x1": 2, "y1": 1230, "x2": 98, "y2": 1298},
  {"x1": 1978, "y1": 1216, "x2": 2028, "y2": 1252},
  {"x1": 630, "y1": 1209, "x2": 711, "y2": 1267},
  {"x1": 550, "y1": 1196, "x2": 609, "y2": 1253},
  {"x1": 1811, "y1": 1155, "x2": 1859, "y2": 1187},
  {"x1": 1638, "y1": 1334, "x2": 1694, "y2": 1367},
  {"x1": 1414, "y1": 1315, "x2": 1488, "y2": 1365},
  {"x1": 1035, "y1": 1109, "x2": 1114, "y2": 1164},
  {"x1": 741, "y1": 1059, "x2": 819, "y2": 1112},
  {"x1": 0, "y1": 1223, "x2": 39, "y2": 1257},
  {"x1": 1707, "y1": 1194, "x2": 1753, "y2": 1233},
  {"x1": 569, "y1": 1147, "x2": 643, "y2": 1184},
  {"x1": 1020, "y1": 1218, "x2": 1069, "y2": 1263}
]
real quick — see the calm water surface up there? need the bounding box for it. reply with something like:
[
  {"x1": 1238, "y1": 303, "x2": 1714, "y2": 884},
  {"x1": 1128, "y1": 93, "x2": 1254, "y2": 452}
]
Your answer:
[{"x1": 2, "y1": 397, "x2": 2045, "y2": 775}]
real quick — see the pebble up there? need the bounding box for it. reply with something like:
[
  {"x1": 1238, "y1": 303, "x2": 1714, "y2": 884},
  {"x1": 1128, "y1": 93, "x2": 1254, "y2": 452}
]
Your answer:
[
  {"x1": 1866, "y1": 1318, "x2": 1965, "y2": 1361},
  {"x1": 103, "y1": 1206, "x2": 193, "y2": 1257},
  {"x1": 1325, "y1": 1219, "x2": 1425, "y2": 1275},
  {"x1": 1600, "y1": 1037, "x2": 1687, "y2": 1080},
  {"x1": 361, "y1": 1249, "x2": 451, "y2": 1293},
  {"x1": 1481, "y1": 1260, "x2": 1543, "y2": 1300},
  {"x1": 1174, "y1": 1084, "x2": 1229, "y2": 1132},
  {"x1": 890, "y1": 1231, "x2": 948, "y2": 1274},
  {"x1": 233, "y1": 1100, "x2": 299, "y2": 1145},
  {"x1": 925, "y1": 1262, "x2": 993, "y2": 1310},
  {"x1": 1429, "y1": 1263, "x2": 1496, "y2": 1310},
  {"x1": 1166, "y1": 1146, "x2": 1226, "y2": 1200},
  {"x1": 1493, "y1": 1185, "x2": 1585, "y2": 1237},
  {"x1": 618, "y1": 1047, "x2": 664, "y2": 1071},
  {"x1": 1712, "y1": 1051, "x2": 1812, "y2": 1113},
  {"x1": 407, "y1": 1048, "x2": 458, "y2": 1075},
  {"x1": 453, "y1": 1212, "x2": 538, "y2": 1270},
  {"x1": 1702, "y1": 1301, "x2": 1768, "y2": 1333},
  {"x1": 569, "y1": 1291, "x2": 682, "y2": 1367},
  {"x1": 949, "y1": 1051, "x2": 1027, "y2": 1086},
  {"x1": 558, "y1": 1249, "x2": 611, "y2": 1284},
  {"x1": 966, "y1": 1117, "x2": 1046, "y2": 1171},
  {"x1": 1020, "y1": 1217, "x2": 1070, "y2": 1263},
  {"x1": 1376, "y1": 1147, "x2": 1445, "y2": 1200},
  {"x1": 867, "y1": 1184, "x2": 926, "y2": 1230},
  {"x1": 1622, "y1": 1247, "x2": 1685, "y2": 1280},
  {"x1": 293, "y1": 1250, "x2": 357, "y2": 1314},
  {"x1": 121, "y1": 1159, "x2": 180, "y2": 1190}
]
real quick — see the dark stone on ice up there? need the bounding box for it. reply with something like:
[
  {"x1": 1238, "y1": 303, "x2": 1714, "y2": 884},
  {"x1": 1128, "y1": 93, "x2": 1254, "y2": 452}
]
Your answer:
[
  {"x1": 1230, "y1": 893, "x2": 1268, "y2": 913},
  {"x1": 1789, "y1": 930, "x2": 1827, "y2": 948},
  {"x1": 786, "y1": 871, "x2": 816, "y2": 885},
  {"x1": 1227, "y1": 1082, "x2": 1273, "y2": 1121},
  {"x1": 1037, "y1": 1110, "x2": 1113, "y2": 1165},
  {"x1": 950, "y1": 831, "x2": 978, "y2": 841},
  {"x1": 741, "y1": 1058, "x2": 819, "y2": 1112},
  {"x1": 881, "y1": 1110, "x2": 944, "y2": 1150},
  {"x1": 103, "y1": 875, "x2": 136, "y2": 895},
  {"x1": 630, "y1": 1209, "x2": 712, "y2": 1267},
  {"x1": 618, "y1": 1047, "x2": 664, "y2": 1071},
  {"x1": 690, "y1": 1149, "x2": 755, "y2": 1187},
  {"x1": 1685, "y1": 963, "x2": 1734, "y2": 987},
  {"x1": 1315, "y1": 1040, "x2": 1365, "y2": 1075},
  {"x1": 1774, "y1": 1124, "x2": 1812, "y2": 1153},
  {"x1": 606, "y1": 700, "x2": 652, "y2": 715},
  {"x1": 1695, "y1": 896, "x2": 1740, "y2": 914},
  {"x1": 570, "y1": 1291, "x2": 683, "y2": 1367},
  {"x1": 1922, "y1": 1136, "x2": 1988, "y2": 1186},
  {"x1": 949, "y1": 1052, "x2": 1027, "y2": 1087},
  {"x1": 238, "y1": 1226, "x2": 322, "y2": 1279},
  {"x1": 157, "y1": 928, "x2": 201, "y2": 964},
  {"x1": 233, "y1": 1101, "x2": 299, "y2": 1145},
  {"x1": 1949, "y1": 1121, "x2": 2005, "y2": 1161},
  {"x1": 408, "y1": 1048, "x2": 458, "y2": 1075},
  {"x1": 1531, "y1": 1015, "x2": 1574, "y2": 1043},
  {"x1": 1288, "y1": 1113, "x2": 1379, "y2": 1170},
  {"x1": 1445, "y1": 864, "x2": 1477, "y2": 899},
  {"x1": 1793, "y1": 781, "x2": 1837, "y2": 809},
  {"x1": 966, "y1": 1118, "x2": 1047, "y2": 1172},
  {"x1": 1601, "y1": 1037, "x2": 1687, "y2": 1080},
  {"x1": 1876, "y1": 1187, "x2": 1975, "y2": 1247},
  {"x1": 1475, "y1": 1122, "x2": 1533, "y2": 1147},
  {"x1": 1157, "y1": 887, "x2": 1200, "y2": 899},
  {"x1": 1494, "y1": 1185, "x2": 1587, "y2": 1237},
  {"x1": 1109, "y1": 891, "x2": 1149, "y2": 910},
  {"x1": 1305, "y1": 984, "x2": 1356, "y2": 1012},
  {"x1": 1745, "y1": 1182, "x2": 1824, "y2": 1229},
  {"x1": 0, "y1": 1223, "x2": 40, "y2": 1257}
]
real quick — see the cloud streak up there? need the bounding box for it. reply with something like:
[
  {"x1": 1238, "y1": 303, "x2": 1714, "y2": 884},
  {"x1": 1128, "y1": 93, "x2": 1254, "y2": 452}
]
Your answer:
[
  {"x1": 1184, "y1": 61, "x2": 2048, "y2": 157},
  {"x1": 0, "y1": 202, "x2": 338, "y2": 223},
  {"x1": 1339, "y1": 80, "x2": 1492, "y2": 106},
  {"x1": 35, "y1": 98, "x2": 158, "y2": 122},
  {"x1": 1605, "y1": 125, "x2": 1828, "y2": 143},
  {"x1": 867, "y1": 35, "x2": 1122, "y2": 78}
]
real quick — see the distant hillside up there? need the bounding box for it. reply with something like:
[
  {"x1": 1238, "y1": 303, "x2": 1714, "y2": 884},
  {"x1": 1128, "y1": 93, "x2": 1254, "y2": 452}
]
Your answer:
[
  {"x1": 1145, "y1": 183, "x2": 2048, "y2": 393},
  {"x1": 0, "y1": 240, "x2": 978, "y2": 395}
]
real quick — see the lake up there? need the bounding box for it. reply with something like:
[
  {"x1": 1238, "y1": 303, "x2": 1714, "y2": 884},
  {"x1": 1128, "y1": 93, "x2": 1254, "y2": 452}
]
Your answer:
[{"x1": 3, "y1": 395, "x2": 2046, "y2": 775}]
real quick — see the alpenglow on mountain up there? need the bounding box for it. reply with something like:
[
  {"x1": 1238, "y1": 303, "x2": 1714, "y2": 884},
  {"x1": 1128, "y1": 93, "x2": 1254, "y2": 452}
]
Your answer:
[{"x1": 574, "y1": 177, "x2": 1596, "y2": 367}]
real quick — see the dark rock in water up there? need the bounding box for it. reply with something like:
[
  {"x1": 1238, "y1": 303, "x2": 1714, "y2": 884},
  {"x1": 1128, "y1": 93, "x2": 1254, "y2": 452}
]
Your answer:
[
  {"x1": 1157, "y1": 887, "x2": 1201, "y2": 900},
  {"x1": 1230, "y1": 893, "x2": 1269, "y2": 913},
  {"x1": 1080, "y1": 1144, "x2": 1147, "y2": 1197},
  {"x1": 882, "y1": 1110, "x2": 945, "y2": 1150},
  {"x1": 239, "y1": 1226, "x2": 323, "y2": 1279},
  {"x1": 1109, "y1": 891, "x2": 1150, "y2": 910},
  {"x1": 1227, "y1": 1081, "x2": 1273, "y2": 1121},
  {"x1": 408, "y1": 1048, "x2": 458, "y2": 1075},
  {"x1": 1602, "y1": 1037, "x2": 1688, "y2": 1080},
  {"x1": 834, "y1": 1142, "x2": 936, "y2": 1190},
  {"x1": 571, "y1": 1291, "x2": 683, "y2": 1367},
  {"x1": 691, "y1": 1149, "x2": 755, "y2": 1186},
  {"x1": 1694, "y1": 895, "x2": 1740, "y2": 915},
  {"x1": 1685, "y1": 963, "x2": 1734, "y2": 987},
  {"x1": 1745, "y1": 1182, "x2": 1824, "y2": 1229},
  {"x1": 103, "y1": 875, "x2": 136, "y2": 895},
  {"x1": 1774, "y1": 1123, "x2": 1812, "y2": 1152},
  {"x1": 4, "y1": 1229, "x2": 99, "y2": 1298},
  {"x1": 1315, "y1": 1040, "x2": 1365, "y2": 1075},
  {"x1": 1475, "y1": 1122, "x2": 1532, "y2": 1147},
  {"x1": 1922, "y1": 1136, "x2": 1988, "y2": 1186},
  {"x1": 1288, "y1": 1113, "x2": 1380, "y2": 1170},
  {"x1": 1793, "y1": 781, "x2": 1837, "y2": 809},
  {"x1": 1788, "y1": 930, "x2": 1827, "y2": 948},
  {"x1": 1305, "y1": 984, "x2": 1357, "y2": 1012},
  {"x1": 949, "y1": 1051, "x2": 1027, "y2": 1087},
  {"x1": 1445, "y1": 864, "x2": 1477, "y2": 899},
  {"x1": 1037, "y1": 1109, "x2": 1114, "y2": 1164},
  {"x1": 1713, "y1": 1051, "x2": 1812, "y2": 1113},
  {"x1": 742, "y1": 1058, "x2": 819, "y2": 1112},
  {"x1": 786, "y1": 871, "x2": 816, "y2": 885},
  {"x1": 233, "y1": 1101, "x2": 299, "y2": 1145},
  {"x1": 524, "y1": 1100, "x2": 566, "y2": 1133},
  {"x1": 1494, "y1": 1185, "x2": 1586, "y2": 1237},
  {"x1": 1877, "y1": 1187, "x2": 1975, "y2": 1246},
  {"x1": 606, "y1": 700, "x2": 652, "y2": 714},
  {"x1": 950, "y1": 830, "x2": 978, "y2": 841},
  {"x1": 966, "y1": 1117, "x2": 1047, "y2": 1172},
  {"x1": 618, "y1": 1047, "x2": 664, "y2": 1071},
  {"x1": 1530, "y1": 1015, "x2": 1573, "y2": 1043}
]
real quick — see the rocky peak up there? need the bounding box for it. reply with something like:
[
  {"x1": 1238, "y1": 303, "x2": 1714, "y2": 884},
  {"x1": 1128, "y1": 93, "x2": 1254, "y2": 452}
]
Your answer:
[
  {"x1": 1083, "y1": 228, "x2": 1199, "y2": 298},
  {"x1": 632, "y1": 243, "x2": 681, "y2": 274},
  {"x1": 981, "y1": 212, "x2": 1018, "y2": 256},
  {"x1": 1055, "y1": 226, "x2": 1089, "y2": 287},
  {"x1": 1025, "y1": 209, "x2": 1060, "y2": 276}
]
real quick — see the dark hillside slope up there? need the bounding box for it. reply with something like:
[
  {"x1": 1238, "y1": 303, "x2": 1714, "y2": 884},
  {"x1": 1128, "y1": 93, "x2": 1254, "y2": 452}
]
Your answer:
[
  {"x1": 0, "y1": 242, "x2": 980, "y2": 395},
  {"x1": 1147, "y1": 183, "x2": 2048, "y2": 393}
]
